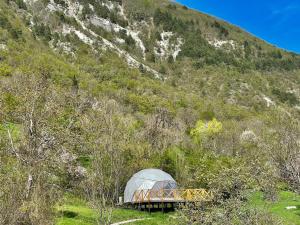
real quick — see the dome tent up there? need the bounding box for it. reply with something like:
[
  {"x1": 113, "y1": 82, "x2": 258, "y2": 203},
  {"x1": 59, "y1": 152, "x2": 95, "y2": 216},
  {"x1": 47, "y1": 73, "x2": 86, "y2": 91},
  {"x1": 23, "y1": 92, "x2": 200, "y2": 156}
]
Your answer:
[{"x1": 124, "y1": 169, "x2": 177, "y2": 203}]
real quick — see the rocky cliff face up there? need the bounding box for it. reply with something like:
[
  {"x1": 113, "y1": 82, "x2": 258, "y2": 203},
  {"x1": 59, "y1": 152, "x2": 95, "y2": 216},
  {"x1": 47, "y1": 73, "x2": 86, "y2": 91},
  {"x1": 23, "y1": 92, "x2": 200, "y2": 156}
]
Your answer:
[
  {"x1": 22, "y1": 0, "x2": 164, "y2": 77},
  {"x1": 15, "y1": 0, "x2": 300, "y2": 73}
]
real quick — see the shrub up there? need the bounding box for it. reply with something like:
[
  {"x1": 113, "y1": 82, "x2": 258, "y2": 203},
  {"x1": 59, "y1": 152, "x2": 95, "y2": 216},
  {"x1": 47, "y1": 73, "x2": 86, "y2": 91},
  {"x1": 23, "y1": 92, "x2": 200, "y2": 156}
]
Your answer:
[
  {"x1": 32, "y1": 23, "x2": 52, "y2": 41},
  {"x1": 6, "y1": 0, "x2": 27, "y2": 9},
  {"x1": 10, "y1": 28, "x2": 22, "y2": 39},
  {"x1": 176, "y1": 198, "x2": 283, "y2": 225},
  {"x1": 125, "y1": 93, "x2": 155, "y2": 113},
  {"x1": 0, "y1": 64, "x2": 12, "y2": 76},
  {"x1": 53, "y1": 0, "x2": 66, "y2": 7},
  {"x1": 0, "y1": 15, "x2": 10, "y2": 28},
  {"x1": 15, "y1": 0, "x2": 27, "y2": 9},
  {"x1": 154, "y1": 9, "x2": 186, "y2": 33},
  {"x1": 272, "y1": 88, "x2": 299, "y2": 106},
  {"x1": 182, "y1": 5, "x2": 188, "y2": 10},
  {"x1": 212, "y1": 21, "x2": 229, "y2": 37}
]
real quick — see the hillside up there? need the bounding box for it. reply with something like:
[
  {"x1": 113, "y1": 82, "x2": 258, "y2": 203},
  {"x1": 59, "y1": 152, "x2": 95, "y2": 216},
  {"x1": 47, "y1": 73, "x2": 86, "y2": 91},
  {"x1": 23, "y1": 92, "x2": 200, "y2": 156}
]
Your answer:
[
  {"x1": 7, "y1": 0, "x2": 299, "y2": 110},
  {"x1": 0, "y1": 0, "x2": 299, "y2": 225}
]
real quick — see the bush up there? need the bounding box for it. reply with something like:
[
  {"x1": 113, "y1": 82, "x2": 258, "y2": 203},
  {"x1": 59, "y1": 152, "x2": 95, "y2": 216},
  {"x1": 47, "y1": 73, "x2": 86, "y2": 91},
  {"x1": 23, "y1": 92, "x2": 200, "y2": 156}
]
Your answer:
[
  {"x1": 0, "y1": 14, "x2": 22, "y2": 39},
  {"x1": 212, "y1": 21, "x2": 229, "y2": 37},
  {"x1": 53, "y1": 0, "x2": 66, "y2": 7},
  {"x1": 208, "y1": 165, "x2": 254, "y2": 201},
  {"x1": 167, "y1": 4, "x2": 177, "y2": 10},
  {"x1": 10, "y1": 28, "x2": 22, "y2": 39},
  {"x1": 0, "y1": 15, "x2": 10, "y2": 28},
  {"x1": 15, "y1": 0, "x2": 27, "y2": 9},
  {"x1": 180, "y1": 32, "x2": 211, "y2": 58},
  {"x1": 32, "y1": 23, "x2": 52, "y2": 41},
  {"x1": 0, "y1": 64, "x2": 12, "y2": 76},
  {"x1": 7, "y1": 0, "x2": 27, "y2": 9},
  {"x1": 154, "y1": 9, "x2": 186, "y2": 33},
  {"x1": 125, "y1": 93, "x2": 155, "y2": 113},
  {"x1": 176, "y1": 198, "x2": 283, "y2": 225},
  {"x1": 272, "y1": 88, "x2": 299, "y2": 106}
]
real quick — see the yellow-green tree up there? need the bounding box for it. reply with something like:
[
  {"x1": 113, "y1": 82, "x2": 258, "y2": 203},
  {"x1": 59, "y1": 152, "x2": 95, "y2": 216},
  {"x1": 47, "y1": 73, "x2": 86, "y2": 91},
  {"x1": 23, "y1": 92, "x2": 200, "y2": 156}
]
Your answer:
[{"x1": 190, "y1": 118, "x2": 223, "y2": 145}]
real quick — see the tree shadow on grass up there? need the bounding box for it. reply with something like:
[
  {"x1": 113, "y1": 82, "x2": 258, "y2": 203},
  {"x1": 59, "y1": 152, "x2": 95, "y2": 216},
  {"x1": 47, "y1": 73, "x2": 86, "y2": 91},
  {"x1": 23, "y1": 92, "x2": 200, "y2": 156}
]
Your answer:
[{"x1": 59, "y1": 210, "x2": 78, "y2": 218}]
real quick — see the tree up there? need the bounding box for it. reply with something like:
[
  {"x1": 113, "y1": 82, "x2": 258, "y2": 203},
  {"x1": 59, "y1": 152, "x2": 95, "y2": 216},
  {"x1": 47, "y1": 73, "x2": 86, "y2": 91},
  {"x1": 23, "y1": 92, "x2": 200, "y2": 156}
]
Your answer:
[
  {"x1": 81, "y1": 99, "x2": 133, "y2": 225},
  {"x1": 264, "y1": 116, "x2": 300, "y2": 192},
  {"x1": 0, "y1": 72, "x2": 64, "y2": 225},
  {"x1": 190, "y1": 118, "x2": 223, "y2": 147},
  {"x1": 144, "y1": 108, "x2": 185, "y2": 154}
]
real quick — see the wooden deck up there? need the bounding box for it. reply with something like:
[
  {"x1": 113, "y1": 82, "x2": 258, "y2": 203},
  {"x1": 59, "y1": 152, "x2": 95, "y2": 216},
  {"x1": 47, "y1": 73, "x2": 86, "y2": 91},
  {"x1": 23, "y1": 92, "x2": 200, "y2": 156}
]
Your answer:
[{"x1": 132, "y1": 189, "x2": 213, "y2": 204}]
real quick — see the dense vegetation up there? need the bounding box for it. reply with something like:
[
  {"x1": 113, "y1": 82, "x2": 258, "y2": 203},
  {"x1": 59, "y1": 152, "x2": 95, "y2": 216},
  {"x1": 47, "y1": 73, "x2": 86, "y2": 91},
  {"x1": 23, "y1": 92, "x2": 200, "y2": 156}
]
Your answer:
[{"x1": 0, "y1": 0, "x2": 299, "y2": 225}]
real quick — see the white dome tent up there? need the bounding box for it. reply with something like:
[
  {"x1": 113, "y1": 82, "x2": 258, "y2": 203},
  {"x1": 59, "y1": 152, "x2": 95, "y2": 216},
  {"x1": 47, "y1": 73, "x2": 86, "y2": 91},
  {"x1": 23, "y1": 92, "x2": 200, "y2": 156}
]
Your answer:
[{"x1": 124, "y1": 169, "x2": 177, "y2": 203}]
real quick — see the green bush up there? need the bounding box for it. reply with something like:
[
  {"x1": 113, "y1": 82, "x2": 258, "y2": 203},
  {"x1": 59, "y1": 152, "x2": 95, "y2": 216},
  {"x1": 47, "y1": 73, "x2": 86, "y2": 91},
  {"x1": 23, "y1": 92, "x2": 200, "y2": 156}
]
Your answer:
[
  {"x1": 177, "y1": 198, "x2": 283, "y2": 225},
  {"x1": 125, "y1": 93, "x2": 155, "y2": 113},
  {"x1": 0, "y1": 64, "x2": 12, "y2": 76},
  {"x1": 154, "y1": 9, "x2": 186, "y2": 33},
  {"x1": 32, "y1": 23, "x2": 52, "y2": 41},
  {"x1": 272, "y1": 88, "x2": 299, "y2": 106},
  {"x1": 15, "y1": 0, "x2": 27, "y2": 9},
  {"x1": 212, "y1": 21, "x2": 229, "y2": 37},
  {"x1": 0, "y1": 15, "x2": 10, "y2": 28},
  {"x1": 53, "y1": 0, "x2": 66, "y2": 7}
]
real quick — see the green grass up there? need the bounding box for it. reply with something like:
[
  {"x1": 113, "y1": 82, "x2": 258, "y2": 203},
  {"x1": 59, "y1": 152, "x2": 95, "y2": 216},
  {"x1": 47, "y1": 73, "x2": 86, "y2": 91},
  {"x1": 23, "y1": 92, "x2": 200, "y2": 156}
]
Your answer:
[
  {"x1": 56, "y1": 197, "x2": 97, "y2": 225},
  {"x1": 57, "y1": 191, "x2": 300, "y2": 225},
  {"x1": 249, "y1": 191, "x2": 300, "y2": 225},
  {"x1": 111, "y1": 208, "x2": 174, "y2": 225},
  {"x1": 56, "y1": 195, "x2": 175, "y2": 225}
]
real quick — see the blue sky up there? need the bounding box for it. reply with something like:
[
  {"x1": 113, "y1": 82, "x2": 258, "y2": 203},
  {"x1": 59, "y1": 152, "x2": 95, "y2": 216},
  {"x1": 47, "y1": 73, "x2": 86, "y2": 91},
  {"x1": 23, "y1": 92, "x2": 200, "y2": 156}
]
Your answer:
[{"x1": 174, "y1": 0, "x2": 300, "y2": 53}]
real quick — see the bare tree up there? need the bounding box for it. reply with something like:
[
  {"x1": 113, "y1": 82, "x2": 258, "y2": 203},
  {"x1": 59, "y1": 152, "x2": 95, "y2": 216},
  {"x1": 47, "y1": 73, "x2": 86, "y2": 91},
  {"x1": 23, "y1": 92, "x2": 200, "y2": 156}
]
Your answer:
[
  {"x1": 81, "y1": 99, "x2": 132, "y2": 225},
  {"x1": 266, "y1": 117, "x2": 300, "y2": 192},
  {"x1": 144, "y1": 107, "x2": 185, "y2": 154},
  {"x1": 0, "y1": 73, "x2": 64, "y2": 225}
]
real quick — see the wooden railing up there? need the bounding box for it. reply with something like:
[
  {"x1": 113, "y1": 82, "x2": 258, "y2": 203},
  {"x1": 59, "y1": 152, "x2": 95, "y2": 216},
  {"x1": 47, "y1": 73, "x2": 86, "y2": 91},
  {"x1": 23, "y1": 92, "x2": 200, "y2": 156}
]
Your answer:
[{"x1": 132, "y1": 188, "x2": 213, "y2": 203}]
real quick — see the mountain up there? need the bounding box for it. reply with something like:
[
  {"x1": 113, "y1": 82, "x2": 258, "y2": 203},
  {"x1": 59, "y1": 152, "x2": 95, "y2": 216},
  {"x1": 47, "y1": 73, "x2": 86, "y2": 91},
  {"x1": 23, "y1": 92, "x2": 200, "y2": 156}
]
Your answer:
[
  {"x1": 0, "y1": 0, "x2": 299, "y2": 224},
  {"x1": 2, "y1": 0, "x2": 299, "y2": 109}
]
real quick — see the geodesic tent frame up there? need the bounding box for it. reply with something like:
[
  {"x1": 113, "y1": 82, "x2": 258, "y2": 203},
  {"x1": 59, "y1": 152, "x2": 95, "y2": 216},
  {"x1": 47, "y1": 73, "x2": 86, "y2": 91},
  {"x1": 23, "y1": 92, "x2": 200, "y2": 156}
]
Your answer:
[{"x1": 124, "y1": 169, "x2": 177, "y2": 203}]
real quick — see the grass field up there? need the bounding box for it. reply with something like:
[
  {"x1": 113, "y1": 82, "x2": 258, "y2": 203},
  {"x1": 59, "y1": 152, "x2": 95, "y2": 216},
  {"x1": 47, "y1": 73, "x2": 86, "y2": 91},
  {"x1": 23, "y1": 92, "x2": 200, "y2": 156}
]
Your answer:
[
  {"x1": 56, "y1": 195, "x2": 175, "y2": 225},
  {"x1": 248, "y1": 191, "x2": 300, "y2": 225},
  {"x1": 56, "y1": 191, "x2": 300, "y2": 225}
]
